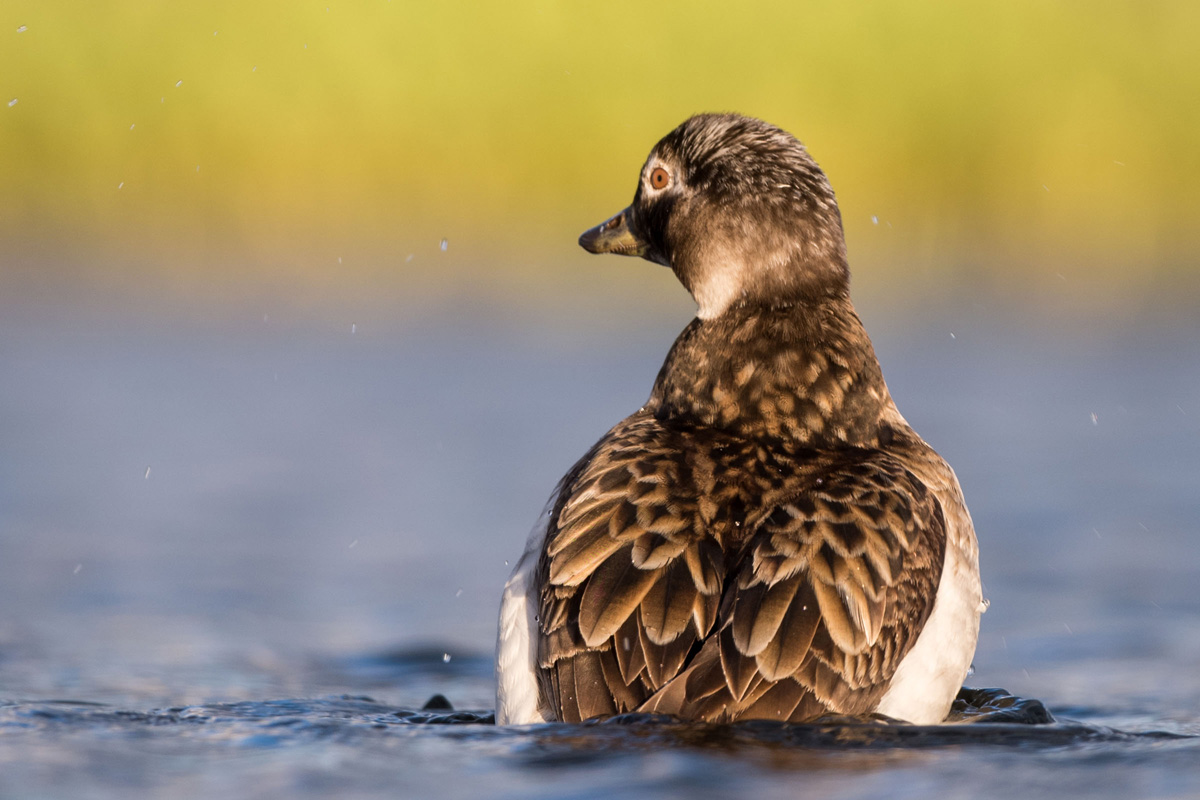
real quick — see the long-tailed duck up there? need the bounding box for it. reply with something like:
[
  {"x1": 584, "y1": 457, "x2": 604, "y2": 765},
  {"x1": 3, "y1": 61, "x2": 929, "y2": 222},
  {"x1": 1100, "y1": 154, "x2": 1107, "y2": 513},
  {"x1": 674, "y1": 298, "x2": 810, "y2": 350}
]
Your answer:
[{"x1": 497, "y1": 113, "x2": 984, "y2": 725}]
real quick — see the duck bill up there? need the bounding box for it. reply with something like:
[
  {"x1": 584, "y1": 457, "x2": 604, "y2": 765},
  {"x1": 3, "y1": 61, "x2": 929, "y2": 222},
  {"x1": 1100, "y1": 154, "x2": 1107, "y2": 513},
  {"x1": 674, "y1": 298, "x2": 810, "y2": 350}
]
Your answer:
[{"x1": 578, "y1": 207, "x2": 647, "y2": 257}]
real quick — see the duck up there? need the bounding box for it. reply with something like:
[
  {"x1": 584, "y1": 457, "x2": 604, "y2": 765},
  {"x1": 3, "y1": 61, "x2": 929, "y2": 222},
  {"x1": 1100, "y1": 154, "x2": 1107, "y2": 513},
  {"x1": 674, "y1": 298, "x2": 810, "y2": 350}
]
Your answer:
[{"x1": 496, "y1": 113, "x2": 984, "y2": 725}]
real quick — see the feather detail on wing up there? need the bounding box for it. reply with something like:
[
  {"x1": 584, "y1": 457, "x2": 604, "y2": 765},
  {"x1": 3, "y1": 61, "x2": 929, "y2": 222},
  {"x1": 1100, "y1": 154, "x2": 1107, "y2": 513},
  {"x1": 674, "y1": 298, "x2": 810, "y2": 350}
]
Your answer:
[
  {"x1": 537, "y1": 414, "x2": 727, "y2": 722},
  {"x1": 646, "y1": 455, "x2": 946, "y2": 721},
  {"x1": 537, "y1": 412, "x2": 946, "y2": 723}
]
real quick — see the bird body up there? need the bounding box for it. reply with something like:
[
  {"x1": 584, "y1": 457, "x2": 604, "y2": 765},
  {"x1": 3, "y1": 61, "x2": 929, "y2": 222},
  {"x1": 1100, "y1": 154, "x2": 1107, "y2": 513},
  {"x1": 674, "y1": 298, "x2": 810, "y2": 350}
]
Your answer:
[{"x1": 496, "y1": 114, "x2": 983, "y2": 725}]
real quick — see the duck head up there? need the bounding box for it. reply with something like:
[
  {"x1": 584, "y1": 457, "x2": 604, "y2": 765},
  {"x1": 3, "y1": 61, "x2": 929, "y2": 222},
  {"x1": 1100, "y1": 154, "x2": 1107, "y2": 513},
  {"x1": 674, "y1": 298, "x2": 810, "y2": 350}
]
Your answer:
[{"x1": 579, "y1": 114, "x2": 850, "y2": 319}]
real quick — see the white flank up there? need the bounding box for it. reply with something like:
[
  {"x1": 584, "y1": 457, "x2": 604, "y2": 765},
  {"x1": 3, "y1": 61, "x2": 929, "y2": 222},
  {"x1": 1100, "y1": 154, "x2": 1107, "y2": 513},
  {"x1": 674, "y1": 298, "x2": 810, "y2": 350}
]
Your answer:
[
  {"x1": 495, "y1": 526, "x2": 553, "y2": 725},
  {"x1": 874, "y1": 534, "x2": 983, "y2": 724}
]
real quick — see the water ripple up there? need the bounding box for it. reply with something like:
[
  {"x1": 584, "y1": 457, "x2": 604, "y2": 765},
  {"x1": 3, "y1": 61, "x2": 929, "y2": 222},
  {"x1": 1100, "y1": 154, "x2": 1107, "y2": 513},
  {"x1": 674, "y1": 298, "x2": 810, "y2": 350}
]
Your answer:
[{"x1": 2, "y1": 688, "x2": 1191, "y2": 753}]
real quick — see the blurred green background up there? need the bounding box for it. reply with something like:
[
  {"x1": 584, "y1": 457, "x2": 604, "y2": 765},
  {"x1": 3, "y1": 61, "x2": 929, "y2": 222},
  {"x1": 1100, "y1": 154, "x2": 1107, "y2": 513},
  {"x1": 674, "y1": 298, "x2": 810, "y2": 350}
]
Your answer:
[{"x1": 2, "y1": 1, "x2": 1198, "y2": 321}]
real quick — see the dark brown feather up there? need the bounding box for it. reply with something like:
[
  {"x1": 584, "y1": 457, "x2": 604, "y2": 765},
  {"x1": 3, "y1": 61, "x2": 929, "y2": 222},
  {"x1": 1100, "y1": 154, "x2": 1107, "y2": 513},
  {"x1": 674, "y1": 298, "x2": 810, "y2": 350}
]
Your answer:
[
  {"x1": 718, "y1": 624, "x2": 758, "y2": 701},
  {"x1": 572, "y1": 650, "x2": 618, "y2": 721},
  {"x1": 640, "y1": 559, "x2": 700, "y2": 645},
  {"x1": 598, "y1": 646, "x2": 646, "y2": 712},
  {"x1": 577, "y1": 547, "x2": 660, "y2": 647},
  {"x1": 638, "y1": 614, "x2": 694, "y2": 689},
  {"x1": 754, "y1": 582, "x2": 821, "y2": 680},
  {"x1": 612, "y1": 614, "x2": 647, "y2": 687}
]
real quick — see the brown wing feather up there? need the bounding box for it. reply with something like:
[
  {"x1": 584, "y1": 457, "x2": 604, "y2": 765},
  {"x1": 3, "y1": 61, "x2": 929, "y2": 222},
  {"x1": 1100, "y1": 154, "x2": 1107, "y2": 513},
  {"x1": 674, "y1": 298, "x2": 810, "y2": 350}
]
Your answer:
[
  {"x1": 641, "y1": 452, "x2": 946, "y2": 722},
  {"x1": 577, "y1": 546, "x2": 660, "y2": 646},
  {"x1": 539, "y1": 411, "x2": 946, "y2": 723},
  {"x1": 538, "y1": 413, "x2": 730, "y2": 718}
]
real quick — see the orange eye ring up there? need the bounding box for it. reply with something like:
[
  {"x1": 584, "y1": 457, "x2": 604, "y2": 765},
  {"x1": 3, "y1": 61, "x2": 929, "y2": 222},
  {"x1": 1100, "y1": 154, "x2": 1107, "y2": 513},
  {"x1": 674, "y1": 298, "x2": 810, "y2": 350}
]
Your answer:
[{"x1": 649, "y1": 167, "x2": 671, "y2": 190}]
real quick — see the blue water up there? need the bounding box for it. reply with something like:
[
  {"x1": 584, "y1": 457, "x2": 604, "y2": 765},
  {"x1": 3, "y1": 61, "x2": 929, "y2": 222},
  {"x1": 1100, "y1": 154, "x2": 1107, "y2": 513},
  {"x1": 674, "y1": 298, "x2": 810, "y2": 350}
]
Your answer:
[
  {"x1": 3, "y1": 683, "x2": 1193, "y2": 800},
  {"x1": 2, "y1": 284, "x2": 1198, "y2": 798}
]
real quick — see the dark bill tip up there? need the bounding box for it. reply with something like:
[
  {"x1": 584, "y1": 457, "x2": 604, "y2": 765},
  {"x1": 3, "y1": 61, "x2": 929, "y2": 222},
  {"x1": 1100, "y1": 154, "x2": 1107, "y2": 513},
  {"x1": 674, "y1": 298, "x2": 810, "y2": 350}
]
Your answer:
[{"x1": 578, "y1": 207, "x2": 646, "y2": 257}]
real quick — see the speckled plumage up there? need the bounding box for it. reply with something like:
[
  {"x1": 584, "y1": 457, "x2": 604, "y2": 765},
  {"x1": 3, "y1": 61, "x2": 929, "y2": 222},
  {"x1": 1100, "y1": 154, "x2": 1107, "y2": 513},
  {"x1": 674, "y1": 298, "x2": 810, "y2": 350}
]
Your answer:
[{"x1": 496, "y1": 114, "x2": 983, "y2": 725}]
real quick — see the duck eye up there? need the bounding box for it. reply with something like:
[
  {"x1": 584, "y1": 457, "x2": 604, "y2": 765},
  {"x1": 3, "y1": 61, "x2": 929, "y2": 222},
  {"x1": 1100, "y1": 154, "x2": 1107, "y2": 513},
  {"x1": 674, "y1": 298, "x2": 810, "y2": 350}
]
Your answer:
[{"x1": 649, "y1": 167, "x2": 671, "y2": 190}]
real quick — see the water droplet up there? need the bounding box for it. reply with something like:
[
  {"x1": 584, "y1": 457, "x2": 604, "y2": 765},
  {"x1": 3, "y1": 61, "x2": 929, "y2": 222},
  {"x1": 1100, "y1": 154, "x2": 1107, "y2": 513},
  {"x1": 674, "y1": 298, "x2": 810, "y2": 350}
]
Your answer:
[
  {"x1": 195, "y1": 165, "x2": 200, "y2": 172},
  {"x1": 118, "y1": 182, "x2": 124, "y2": 189},
  {"x1": 7, "y1": 98, "x2": 16, "y2": 108},
  {"x1": 1090, "y1": 412, "x2": 1099, "y2": 425},
  {"x1": 129, "y1": 123, "x2": 135, "y2": 130},
  {"x1": 144, "y1": 466, "x2": 151, "y2": 479},
  {"x1": 405, "y1": 254, "x2": 414, "y2": 262},
  {"x1": 175, "y1": 80, "x2": 183, "y2": 88},
  {"x1": 348, "y1": 539, "x2": 358, "y2": 549},
  {"x1": 949, "y1": 332, "x2": 956, "y2": 339},
  {"x1": 74, "y1": 564, "x2": 83, "y2": 575},
  {"x1": 455, "y1": 588, "x2": 463, "y2": 597},
  {"x1": 337, "y1": 256, "x2": 342, "y2": 264},
  {"x1": 442, "y1": 653, "x2": 451, "y2": 663},
  {"x1": 351, "y1": 323, "x2": 357, "y2": 334},
  {"x1": 870, "y1": 215, "x2": 878, "y2": 225},
  {"x1": 17, "y1": 25, "x2": 28, "y2": 33},
  {"x1": 213, "y1": 30, "x2": 218, "y2": 36},
  {"x1": 252, "y1": 66, "x2": 257, "y2": 72},
  {"x1": 439, "y1": 238, "x2": 448, "y2": 252}
]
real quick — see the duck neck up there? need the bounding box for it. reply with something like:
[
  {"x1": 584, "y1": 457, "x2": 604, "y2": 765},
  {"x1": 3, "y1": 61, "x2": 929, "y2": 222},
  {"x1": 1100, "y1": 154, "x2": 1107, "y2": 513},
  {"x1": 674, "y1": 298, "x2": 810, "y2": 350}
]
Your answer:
[{"x1": 645, "y1": 294, "x2": 895, "y2": 447}]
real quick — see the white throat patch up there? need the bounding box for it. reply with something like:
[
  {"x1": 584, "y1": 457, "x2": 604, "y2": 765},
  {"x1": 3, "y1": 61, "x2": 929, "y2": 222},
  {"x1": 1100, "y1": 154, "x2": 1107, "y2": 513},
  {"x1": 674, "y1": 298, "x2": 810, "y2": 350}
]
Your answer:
[{"x1": 692, "y1": 256, "x2": 749, "y2": 320}]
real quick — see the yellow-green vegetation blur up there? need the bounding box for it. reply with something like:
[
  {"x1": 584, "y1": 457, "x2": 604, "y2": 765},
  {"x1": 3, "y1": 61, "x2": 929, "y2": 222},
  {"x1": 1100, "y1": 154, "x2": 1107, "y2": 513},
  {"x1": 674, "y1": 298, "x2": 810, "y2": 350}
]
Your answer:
[{"x1": 2, "y1": 1, "x2": 1198, "y2": 311}]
